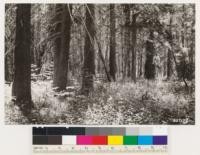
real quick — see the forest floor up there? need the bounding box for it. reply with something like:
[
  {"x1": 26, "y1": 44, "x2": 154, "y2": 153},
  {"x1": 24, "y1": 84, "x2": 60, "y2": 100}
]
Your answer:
[{"x1": 5, "y1": 79, "x2": 195, "y2": 125}]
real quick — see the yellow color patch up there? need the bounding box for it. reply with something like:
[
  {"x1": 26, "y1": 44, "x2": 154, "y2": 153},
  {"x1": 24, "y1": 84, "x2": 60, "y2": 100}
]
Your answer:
[{"x1": 108, "y1": 136, "x2": 123, "y2": 145}]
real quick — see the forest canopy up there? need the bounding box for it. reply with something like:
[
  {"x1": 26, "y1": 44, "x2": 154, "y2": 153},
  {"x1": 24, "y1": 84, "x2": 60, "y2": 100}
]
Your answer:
[{"x1": 5, "y1": 4, "x2": 195, "y2": 125}]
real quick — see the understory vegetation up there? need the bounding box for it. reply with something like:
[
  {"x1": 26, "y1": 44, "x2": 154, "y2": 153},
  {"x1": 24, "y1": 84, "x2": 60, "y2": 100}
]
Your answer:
[{"x1": 5, "y1": 78, "x2": 194, "y2": 125}]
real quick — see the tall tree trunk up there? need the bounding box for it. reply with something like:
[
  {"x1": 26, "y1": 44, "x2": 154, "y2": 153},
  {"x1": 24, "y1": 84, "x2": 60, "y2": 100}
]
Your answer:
[
  {"x1": 120, "y1": 26, "x2": 124, "y2": 78},
  {"x1": 35, "y1": 17, "x2": 42, "y2": 70},
  {"x1": 97, "y1": 8, "x2": 102, "y2": 74},
  {"x1": 144, "y1": 31, "x2": 155, "y2": 79},
  {"x1": 81, "y1": 4, "x2": 95, "y2": 95},
  {"x1": 189, "y1": 6, "x2": 195, "y2": 66},
  {"x1": 5, "y1": 5, "x2": 15, "y2": 82},
  {"x1": 167, "y1": 12, "x2": 173, "y2": 79},
  {"x1": 123, "y1": 4, "x2": 131, "y2": 78},
  {"x1": 12, "y1": 4, "x2": 32, "y2": 115},
  {"x1": 181, "y1": 4, "x2": 186, "y2": 47},
  {"x1": 97, "y1": 29, "x2": 101, "y2": 74},
  {"x1": 131, "y1": 12, "x2": 138, "y2": 83},
  {"x1": 109, "y1": 4, "x2": 116, "y2": 81},
  {"x1": 53, "y1": 4, "x2": 72, "y2": 91},
  {"x1": 139, "y1": 52, "x2": 143, "y2": 77},
  {"x1": 167, "y1": 49, "x2": 172, "y2": 79},
  {"x1": 163, "y1": 49, "x2": 167, "y2": 77}
]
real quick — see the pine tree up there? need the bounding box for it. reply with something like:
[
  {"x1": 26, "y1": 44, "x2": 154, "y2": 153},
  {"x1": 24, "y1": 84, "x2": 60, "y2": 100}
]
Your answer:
[
  {"x1": 53, "y1": 4, "x2": 72, "y2": 91},
  {"x1": 81, "y1": 4, "x2": 95, "y2": 95},
  {"x1": 109, "y1": 4, "x2": 116, "y2": 81},
  {"x1": 144, "y1": 31, "x2": 155, "y2": 79},
  {"x1": 12, "y1": 4, "x2": 32, "y2": 115}
]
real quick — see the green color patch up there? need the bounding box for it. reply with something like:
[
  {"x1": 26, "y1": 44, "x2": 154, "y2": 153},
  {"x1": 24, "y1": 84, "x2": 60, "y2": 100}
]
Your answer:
[{"x1": 123, "y1": 136, "x2": 138, "y2": 145}]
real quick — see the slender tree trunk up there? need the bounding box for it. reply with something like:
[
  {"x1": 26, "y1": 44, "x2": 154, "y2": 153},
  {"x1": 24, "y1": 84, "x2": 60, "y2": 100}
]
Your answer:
[
  {"x1": 167, "y1": 49, "x2": 172, "y2": 79},
  {"x1": 12, "y1": 4, "x2": 32, "y2": 115},
  {"x1": 97, "y1": 8, "x2": 102, "y2": 74},
  {"x1": 139, "y1": 52, "x2": 143, "y2": 77},
  {"x1": 32, "y1": 5, "x2": 42, "y2": 73},
  {"x1": 181, "y1": 5, "x2": 186, "y2": 47},
  {"x1": 167, "y1": 13, "x2": 173, "y2": 79},
  {"x1": 5, "y1": 5, "x2": 15, "y2": 82},
  {"x1": 105, "y1": 43, "x2": 109, "y2": 69},
  {"x1": 5, "y1": 56, "x2": 9, "y2": 81},
  {"x1": 127, "y1": 50, "x2": 131, "y2": 77},
  {"x1": 81, "y1": 4, "x2": 95, "y2": 95},
  {"x1": 53, "y1": 4, "x2": 72, "y2": 91},
  {"x1": 131, "y1": 12, "x2": 137, "y2": 82},
  {"x1": 97, "y1": 31, "x2": 101, "y2": 74},
  {"x1": 144, "y1": 31, "x2": 155, "y2": 79},
  {"x1": 109, "y1": 4, "x2": 116, "y2": 81},
  {"x1": 79, "y1": 26, "x2": 84, "y2": 66},
  {"x1": 123, "y1": 5, "x2": 131, "y2": 78},
  {"x1": 36, "y1": 19, "x2": 42, "y2": 70},
  {"x1": 189, "y1": 6, "x2": 195, "y2": 65},
  {"x1": 120, "y1": 27, "x2": 124, "y2": 78},
  {"x1": 164, "y1": 49, "x2": 167, "y2": 77}
]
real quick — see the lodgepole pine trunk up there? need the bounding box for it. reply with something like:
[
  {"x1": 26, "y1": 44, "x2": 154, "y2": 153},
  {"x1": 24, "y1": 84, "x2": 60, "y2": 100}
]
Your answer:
[
  {"x1": 81, "y1": 4, "x2": 95, "y2": 95},
  {"x1": 144, "y1": 31, "x2": 155, "y2": 79},
  {"x1": 109, "y1": 4, "x2": 117, "y2": 81},
  {"x1": 131, "y1": 12, "x2": 138, "y2": 83},
  {"x1": 53, "y1": 5, "x2": 72, "y2": 91},
  {"x1": 123, "y1": 4, "x2": 131, "y2": 78},
  {"x1": 12, "y1": 4, "x2": 32, "y2": 115},
  {"x1": 167, "y1": 12, "x2": 173, "y2": 79}
]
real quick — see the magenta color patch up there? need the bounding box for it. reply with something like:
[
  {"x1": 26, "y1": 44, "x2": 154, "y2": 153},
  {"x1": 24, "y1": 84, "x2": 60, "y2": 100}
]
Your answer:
[{"x1": 77, "y1": 136, "x2": 93, "y2": 145}]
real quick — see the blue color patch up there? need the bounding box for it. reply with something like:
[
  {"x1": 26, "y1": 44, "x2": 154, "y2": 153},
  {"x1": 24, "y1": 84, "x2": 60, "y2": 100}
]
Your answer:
[{"x1": 138, "y1": 136, "x2": 153, "y2": 145}]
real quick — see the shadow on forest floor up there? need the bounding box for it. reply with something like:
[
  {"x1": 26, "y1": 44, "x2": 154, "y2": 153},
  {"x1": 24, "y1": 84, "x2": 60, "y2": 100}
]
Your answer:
[{"x1": 5, "y1": 79, "x2": 195, "y2": 125}]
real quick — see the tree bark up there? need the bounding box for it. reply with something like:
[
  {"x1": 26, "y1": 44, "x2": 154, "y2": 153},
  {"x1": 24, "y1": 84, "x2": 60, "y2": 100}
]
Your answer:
[
  {"x1": 189, "y1": 6, "x2": 195, "y2": 65},
  {"x1": 120, "y1": 26, "x2": 124, "y2": 78},
  {"x1": 144, "y1": 31, "x2": 155, "y2": 79},
  {"x1": 81, "y1": 4, "x2": 95, "y2": 95},
  {"x1": 167, "y1": 13, "x2": 173, "y2": 79},
  {"x1": 109, "y1": 4, "x2": 117, "y2": 81},
  {"x1": 181, "y1": 5, "x2": 186, "y2": 47},
  {"x1": 123, "y1": 4, "x2": 131, "y2": 78},
  {"x1": 5, "y1": 5, "x2": 15, "y2": 82},
  {"x1": 167, "y1": 49, "x2": 173, "y2": 79},
  {"x1": 12, "y1": 4, "x2": 32, "y2": 115},
  {"x1": 131, "y1": 12, "x2": 137, "y2": 83},
  {"x1": 139, "y1": 52, "x2": 143, "y2": 77},
  {"x1": 53, "y1": 4, "x2": 72, "y2": 91},
  {"x1": 35, "y1": 17, "x2": 42, "y2": 70}
]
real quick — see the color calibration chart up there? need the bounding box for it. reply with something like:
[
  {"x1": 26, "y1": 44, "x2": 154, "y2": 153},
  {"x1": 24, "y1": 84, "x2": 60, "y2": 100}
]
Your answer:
[{"x1": 33, "y1": 127, "x2": 168, "y2": 155}]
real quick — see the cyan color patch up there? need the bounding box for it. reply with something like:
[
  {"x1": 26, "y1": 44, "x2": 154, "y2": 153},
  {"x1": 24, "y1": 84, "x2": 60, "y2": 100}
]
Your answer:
[{"x1": 138, "y1": 136, "x2": 153, "y2": 145}]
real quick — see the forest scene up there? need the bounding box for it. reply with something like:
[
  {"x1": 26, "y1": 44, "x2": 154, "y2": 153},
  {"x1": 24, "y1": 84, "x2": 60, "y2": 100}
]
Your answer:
[{"x1": 5, "y1": 4, "x2": 195, "y2": 125}]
